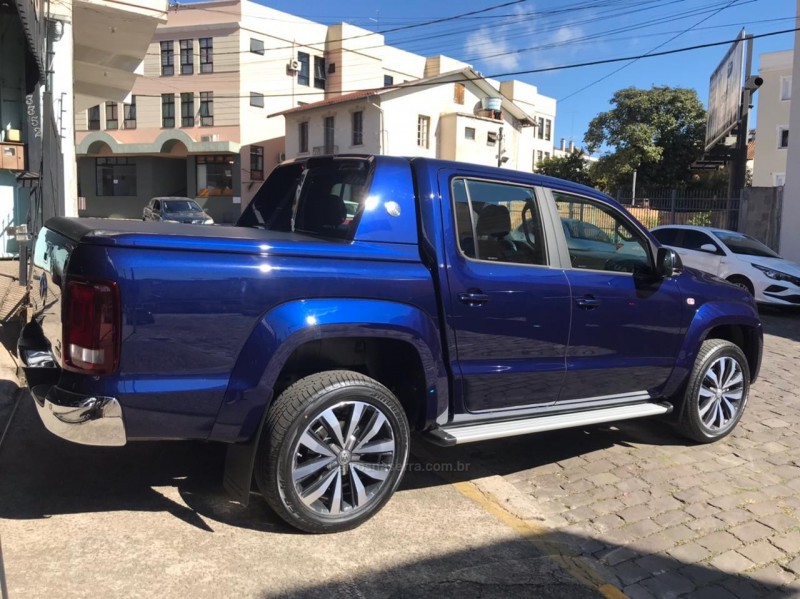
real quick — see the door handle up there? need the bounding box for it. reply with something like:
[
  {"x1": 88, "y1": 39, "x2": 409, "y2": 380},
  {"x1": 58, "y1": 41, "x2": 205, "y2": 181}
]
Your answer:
[
  {"x1": 575, "y1": 296, "x2": 601, "y2": 310},
  {"x1": 459, "y1": 291, "x2": 490, "y2": 306}
]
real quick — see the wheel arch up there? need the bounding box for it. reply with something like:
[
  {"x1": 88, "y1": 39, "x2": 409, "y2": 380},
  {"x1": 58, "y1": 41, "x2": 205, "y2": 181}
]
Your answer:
[{"x1": 210, "y1": 298, "x2": 449, "y2": 444}]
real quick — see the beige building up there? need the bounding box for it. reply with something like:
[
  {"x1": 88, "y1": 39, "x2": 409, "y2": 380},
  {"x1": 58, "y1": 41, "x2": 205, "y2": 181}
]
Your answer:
[
  {"x1": 73, "y1": 0, "x2": 557, "y2": 222},
  {"x1": 274, "y1": 68, "x2": 555, "y2": 172},
  {"x1": 753, "y1": 50, "x2": 792, "y2": 188}
]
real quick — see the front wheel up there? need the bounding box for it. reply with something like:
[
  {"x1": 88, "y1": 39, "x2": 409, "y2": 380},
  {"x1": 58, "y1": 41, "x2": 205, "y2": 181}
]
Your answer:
[
  {"x1": 256, "y1": 370, "x2": 410, "y2": 533},
  {"x1": 676, "y1": 339, "x2": 750, "y2": 443}
]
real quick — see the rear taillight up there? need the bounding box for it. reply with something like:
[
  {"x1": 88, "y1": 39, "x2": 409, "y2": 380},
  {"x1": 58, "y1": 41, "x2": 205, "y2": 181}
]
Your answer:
[{"x1": 63, "y1": 278, "x2": 121, "y2": 375}]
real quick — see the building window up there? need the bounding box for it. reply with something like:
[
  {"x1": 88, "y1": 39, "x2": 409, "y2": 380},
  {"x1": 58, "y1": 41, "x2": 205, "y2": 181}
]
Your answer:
[
  {"x1": 779, "y1": 128, "x2": 789, "y2": 149},
  {"x1": 96, "y1": 157, "x2": 136, "y2": 196},
  {"x1": 537, "y1": 150, "x2": 543, "y2": 164},
  {"x1": 314, "y1": 56, "x2": 326, "y2": 89},
  {"x1": 545, "y1": 152, "x2": 551, "y2": 160},
  {"x1": 199, "y1": 37, "x2": 213, "y2": 73},
  {"x1": 250, "y1": 38, "x2": 264, "y2": 55},
  {"x1": 537, "y1": 117, "x2": 544, "y2": 140},
  {"x1": 487, "y1": 131, "x2": 497, "y2": 146},
  {"x1": 417, "y1": 115, "x2": 430, "y2": 149},
  {"x1": 544, "y1": 119, "x2": 552, "y2": 141},
  {"x1": 352, "y1": 111, "x2": 363, "y2": 146},
  {"x1": 196, "y1": 155, "x2": 234, "y2": 197},
  {"x1": 465, "y1": 127, "x2": 475, "y2": 140},
  {"x1": 124, "y1": 96, "x2": 137, "y2": 129},
  {"x1": 781, "y1": 77, "x2": 792, "y2": 101},
  {"x1": 160, "y1": 40, "x2": 174, "y2": 76},
  {"x1": 105, "y1": 102, "x2": 118, "y2": 130},
  {"x1": 454, "y1": 83, "x2": 465, "y2": 105},
  {"x1": 250, "y1": 145, "x2": 264, "y2": 180},
  {"x1": 180, "y1": 39, "x2": 193, "y2": 75},
  {"x1": 181, "y1": 92, "x2": 194, "y2": 127},
  {"x1": 297, "y1": 52, "x2": 310, "y2": 86},
  {"x1": 162, "y1": 93, "x2": 175, "y2": 128},
  {"x1": 88, "y1": 105, "x2": 100, "y2": 130},
  {"x1": 200, "y1": 92, "x2": 214, "y2": 126},
  {"x1": 299, "y1": 121, "x2": 309, "y2": 153},
  {"x1": 384, "y1": 74, "x2": 394, "y2": 87},
  {"x1": 774, "y1": 173, "x2": 786, "y2": 186},
  {"x1": 324, "y1": 116, "x2": 335, "y2": 153},
  {"x1": 250, "y1": 92, "x2": 264, "y2": 108}
]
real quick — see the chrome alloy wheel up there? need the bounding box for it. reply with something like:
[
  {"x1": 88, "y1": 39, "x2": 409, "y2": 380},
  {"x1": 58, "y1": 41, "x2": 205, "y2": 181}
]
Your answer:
[
  {"x1": 291, "y1": 400, "x2": 396, "y2": 516},
  {"x1": 697, "y1": 356, "x2": 745, "y2": 432}
]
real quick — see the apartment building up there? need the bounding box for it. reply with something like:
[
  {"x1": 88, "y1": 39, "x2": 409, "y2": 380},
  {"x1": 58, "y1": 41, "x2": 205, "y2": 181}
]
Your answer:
[
  {"x1": 753, "y1": 50, "x2": 792, "y2": 187},
  {"x1": 74, "y1": 0, "x2": 558, "y2": 222}
]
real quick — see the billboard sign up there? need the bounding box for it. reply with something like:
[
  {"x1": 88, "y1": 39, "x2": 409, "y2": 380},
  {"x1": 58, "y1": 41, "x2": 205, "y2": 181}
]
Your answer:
[{"x1": 705, "y1": 30, "x2": 746, "y2": 151}]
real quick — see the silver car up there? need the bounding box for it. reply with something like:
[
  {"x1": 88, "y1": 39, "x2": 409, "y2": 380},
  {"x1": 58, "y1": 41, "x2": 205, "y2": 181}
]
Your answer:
[{"x1": 143, "y1": 197, "x2": 214, "y2": 224}]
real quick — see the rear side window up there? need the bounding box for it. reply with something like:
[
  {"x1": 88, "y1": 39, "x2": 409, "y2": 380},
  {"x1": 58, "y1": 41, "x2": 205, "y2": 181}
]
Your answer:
[{"x1": 452, "y1": 177, "x2": 547, "y2": 266}]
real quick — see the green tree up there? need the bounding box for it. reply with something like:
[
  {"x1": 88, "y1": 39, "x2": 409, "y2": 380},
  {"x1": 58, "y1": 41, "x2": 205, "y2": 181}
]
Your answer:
[
  {"x1": 536, "y1": 151, "x2": 595, "y2": 186},
  {"x1": 585, "y1": 86, "x2": 707, "y2": 192}
]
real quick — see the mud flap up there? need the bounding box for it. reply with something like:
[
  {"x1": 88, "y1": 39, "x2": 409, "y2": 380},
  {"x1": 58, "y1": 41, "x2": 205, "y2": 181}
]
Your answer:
[{"x1": 222, "y1": 410, "x2": 268, "y2": 507}]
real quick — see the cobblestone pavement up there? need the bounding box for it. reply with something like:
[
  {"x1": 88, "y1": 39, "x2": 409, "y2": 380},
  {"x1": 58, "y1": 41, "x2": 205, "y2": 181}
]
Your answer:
[{"x1": 432, "y1": 309, "x2": 800, "y2": 598}]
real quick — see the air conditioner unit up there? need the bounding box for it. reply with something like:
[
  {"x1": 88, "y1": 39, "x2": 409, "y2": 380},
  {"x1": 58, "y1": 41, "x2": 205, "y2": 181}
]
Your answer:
[
  {"x1": 276, "y1": 152, "x2": 286, "y2": 162},
  {"x1": 200, "y1": 134, "x2": 219, "y2": 142},
  {"x1": 288, "y1": 59, "x2": 301, "y2": 72}
]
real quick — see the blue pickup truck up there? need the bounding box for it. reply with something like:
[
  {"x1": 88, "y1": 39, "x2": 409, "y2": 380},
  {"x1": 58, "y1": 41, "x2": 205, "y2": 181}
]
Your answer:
[{"x1": 20, "y1": 155, "x2": 762, "y2": 533}]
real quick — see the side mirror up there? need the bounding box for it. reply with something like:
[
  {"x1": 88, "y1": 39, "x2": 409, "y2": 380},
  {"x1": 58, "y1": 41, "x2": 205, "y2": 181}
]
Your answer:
[
  {"x1": 699, "y1": 243, "x2": 717, "y2": 254},
  {"x1": 657, "y1": 247, "x2": 683, "y2": 278}
]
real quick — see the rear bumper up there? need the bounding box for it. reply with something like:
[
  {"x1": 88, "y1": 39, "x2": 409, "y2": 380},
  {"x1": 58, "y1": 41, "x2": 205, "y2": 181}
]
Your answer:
[{"x1": 31, "y1": 385, "x2": 127, "y2": 447}]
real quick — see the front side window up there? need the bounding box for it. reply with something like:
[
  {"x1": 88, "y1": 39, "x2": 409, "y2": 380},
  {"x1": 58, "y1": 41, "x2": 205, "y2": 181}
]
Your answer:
[
  {"x1": 196, "y1": 155, "x2": 233, "y2": 196},
  {"x1": 299, "y1": 121, "x2": 309, "y2": 153},
  {"x1": 680, "y1": 230, "x2": 722, "y2": 253},
  {"x1": 352, "y1": 111, "x2": 363, "y2": 146},
  {"x1": 199, "y1": 37, "x2": 213, "y2": 73},
  {"x1": 314, "y1": 56, "x2": 326, "y2": 89},
  {"x1": 200, "y1": 92, "x2": 213, "y2": 126},
  {"x1": 161, "y1": 93, "x2": 175, "y2": 128},
  {"x1": 250, "y1": 145, "x2": 264, "y2": 180},
  {"x1": 160, "y1": 40, "x2": 174, "y2": 76},
  {"x1": 124, "y1": 97, "x2": 137, "y2": 129},
  {"x1": 298, "y1": 52, "x2": 310, "y2": 86},
  {"x1": 181, "y1": 92, "x2": 194, "y2": 127},
  {"x1": 554, "y1": 191, "x2": 650, "y2": 273},
  {"x1": 451, "y1": 177, "x2": 546, "y2": 266},
  {"x1": 105, "y1": 102, "x2": 118, "y2": 129},
  {"x1": 417, "y1": 115, "x2": 430, "y2": 149},
  {"x1": 180, "y1": 39, "x2": 193, "y2": 75},
  {"x1": 96, "y1": 157, "x2": 136, "y2": 196},
  {"x1": 88, "y1": 105, "x2": 100, "y2": 130}
]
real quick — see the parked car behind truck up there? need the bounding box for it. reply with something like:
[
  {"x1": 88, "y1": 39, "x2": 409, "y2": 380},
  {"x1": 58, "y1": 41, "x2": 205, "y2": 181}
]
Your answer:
[{"x1": 20, "y1": 156, "x2": 762, "y2": 533}]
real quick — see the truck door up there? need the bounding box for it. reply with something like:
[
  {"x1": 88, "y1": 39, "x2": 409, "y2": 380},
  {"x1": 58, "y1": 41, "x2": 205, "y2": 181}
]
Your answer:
[
  {"x1": 549, "y1": 189, "x2": 685, "y2": 403},
  {"x1": 440, "y1": 173, "x2": 571, "y2": 413}
]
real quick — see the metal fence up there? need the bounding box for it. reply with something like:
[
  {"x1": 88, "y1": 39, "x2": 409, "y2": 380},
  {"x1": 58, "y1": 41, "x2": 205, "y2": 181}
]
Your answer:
[{"x1": 615, "y1": 188, "x2": 741, "y2": 232}]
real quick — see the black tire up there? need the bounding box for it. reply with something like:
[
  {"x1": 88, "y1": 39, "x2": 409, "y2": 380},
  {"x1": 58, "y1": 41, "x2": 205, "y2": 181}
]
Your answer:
[
  {"x1": 727, "y1": 275, "x2": 754, "y2": 296},
  {"x1": 677, "y1": 339, "x2": 750, "y2": 443},
  {"x1": 256, "y1": 370, "x2": 410, "y2": 533}
]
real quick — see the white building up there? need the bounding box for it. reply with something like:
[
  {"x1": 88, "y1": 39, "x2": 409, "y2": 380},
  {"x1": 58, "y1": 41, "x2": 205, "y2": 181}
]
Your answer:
[
  {"x1": 752, "y1": 51, "x2": 793, "y2": 187},
  {"x1": 274, "y1": 68, "x2": 555, "y2": 172}
]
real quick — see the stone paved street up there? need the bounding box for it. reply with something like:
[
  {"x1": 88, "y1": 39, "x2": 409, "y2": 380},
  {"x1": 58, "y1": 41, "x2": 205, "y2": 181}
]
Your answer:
[{"x1": 430, "y1": 309, "x2": 800, "y2": 598}]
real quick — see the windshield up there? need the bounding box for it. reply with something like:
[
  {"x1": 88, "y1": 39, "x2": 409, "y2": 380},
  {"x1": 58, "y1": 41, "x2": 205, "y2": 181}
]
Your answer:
[
  {"x1": 163, "y1": 200, "x2": 202, "y2": 213},
  {"x1": 712, "y1": 229, "x2": 780, "y2": 258}
]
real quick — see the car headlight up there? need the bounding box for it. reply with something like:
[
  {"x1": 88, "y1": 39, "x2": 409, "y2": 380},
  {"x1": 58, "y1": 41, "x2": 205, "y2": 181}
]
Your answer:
[
  {"x1": 162, "y1": 218, "x2": 180, "y2": 223},
  {"x1": 203, "y1": 218, "x2": 214, "y2": 225},
  {"x1": 752, "y1": 263, "x2": 800, "y2": 286}
]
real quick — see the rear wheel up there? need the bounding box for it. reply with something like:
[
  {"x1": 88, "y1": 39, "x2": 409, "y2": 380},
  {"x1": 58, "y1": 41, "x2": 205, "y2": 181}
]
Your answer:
[
  {"x1": 256, "y1": 370, "x2": 410, "y2": 533},
  {"x1": 676, "y1": 339, "x2": 750, "y2": 443}
]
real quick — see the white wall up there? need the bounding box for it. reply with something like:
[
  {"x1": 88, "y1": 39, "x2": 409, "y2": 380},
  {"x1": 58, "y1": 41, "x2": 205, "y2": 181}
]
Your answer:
[
  {"x1": 753, "y1": 51, "x2": 792, "y2": 187},
  {"x1": 779, "y1": 6, "x2": 800, "y2": 260}
]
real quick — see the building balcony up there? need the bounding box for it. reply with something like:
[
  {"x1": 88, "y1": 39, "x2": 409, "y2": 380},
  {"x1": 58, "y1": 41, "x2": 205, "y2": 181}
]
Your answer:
[{"x1": 69, "y1": 0, "x2": 168, "y2": 111}]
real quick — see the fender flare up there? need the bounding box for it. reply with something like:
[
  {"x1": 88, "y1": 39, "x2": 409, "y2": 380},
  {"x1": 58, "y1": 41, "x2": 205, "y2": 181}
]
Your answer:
[{"x1": 210, "y1": 298, "x2": 448, "y2": 444}]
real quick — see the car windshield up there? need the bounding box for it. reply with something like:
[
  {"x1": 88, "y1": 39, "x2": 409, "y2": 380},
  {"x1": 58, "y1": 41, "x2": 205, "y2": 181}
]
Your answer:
[
  {"x1": 712, "y1": 229, "x2": 780, "y2": 258},
  {"x1": 163, "y1": 200, "x2": 201, "y2": 213}
]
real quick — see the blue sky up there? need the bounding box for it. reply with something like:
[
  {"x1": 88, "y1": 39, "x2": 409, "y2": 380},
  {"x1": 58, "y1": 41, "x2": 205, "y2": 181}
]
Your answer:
[{"x1": 223, "y1": 0, "x2": 795, "y2": 151}]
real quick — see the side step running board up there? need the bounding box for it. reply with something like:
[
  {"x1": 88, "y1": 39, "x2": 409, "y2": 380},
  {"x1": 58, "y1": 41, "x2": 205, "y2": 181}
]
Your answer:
[{"x1": 425, "y1": 402, "x2": 673, "y2": 446}]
